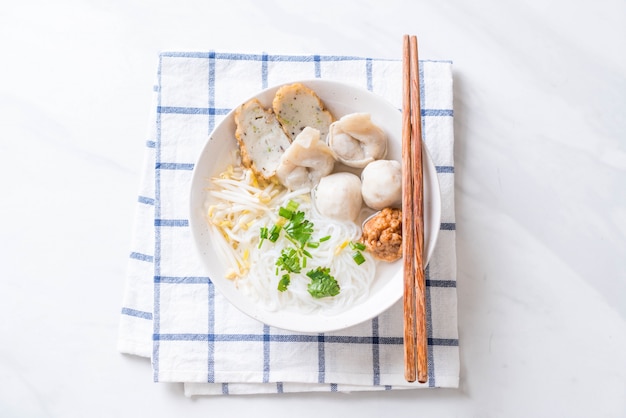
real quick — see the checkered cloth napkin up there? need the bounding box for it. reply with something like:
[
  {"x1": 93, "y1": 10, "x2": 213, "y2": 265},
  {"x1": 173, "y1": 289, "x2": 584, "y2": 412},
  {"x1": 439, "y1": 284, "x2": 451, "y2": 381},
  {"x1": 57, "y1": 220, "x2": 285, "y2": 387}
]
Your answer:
[{"x1": 117, "y1": 51, "x2": 459, "y2": 396}]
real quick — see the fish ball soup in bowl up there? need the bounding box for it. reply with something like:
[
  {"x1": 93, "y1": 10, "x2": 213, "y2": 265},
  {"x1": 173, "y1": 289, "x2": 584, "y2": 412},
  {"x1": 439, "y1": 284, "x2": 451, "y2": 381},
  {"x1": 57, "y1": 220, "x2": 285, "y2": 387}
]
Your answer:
[{"x1": 189, "y1": 79, "x2": 441, "y2": 333}]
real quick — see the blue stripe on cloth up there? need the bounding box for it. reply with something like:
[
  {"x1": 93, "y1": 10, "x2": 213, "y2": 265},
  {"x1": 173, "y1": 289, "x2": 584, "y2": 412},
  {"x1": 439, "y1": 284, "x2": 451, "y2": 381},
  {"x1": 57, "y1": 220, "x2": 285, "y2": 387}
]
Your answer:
[
  {"x1": 263, "y1": 325, "x2": 270, "y2": 383},
  {"x1": 155, "y1": 162, "x2": 194, "y2": 170},
  {"x1": 129, "y1": 251, "x2": 154, "y2": 263},
  {"x1": 276, "y1": 382, "x2": 284, "y2": 393},
  {"x1": 137, "y1": 195, "x2": 155, "y2": 205},
  {"x1": 261, "y1": 53, "x2": 269, "y2": 89},
  {"x1": 330, "y1": 383, "x2": 338, "y2": 392},
  {"x1": 426, "y1": 279, "x2": 457, "y2": 288},
  {"x1": 207, "y1": 279, "x2": 215, "y2": 382},
  {"x1": 429, "y1": 338, "x2": 459, "y2": 346},
  {"x1": 425, "y1": 265, "x2": 436, "y2": 387},
  {"x1": 204, "y1": 49, "x2": 216, "y2": 382},
  {"x1": 422, "y1": 109, "x2": 454, "y2": 117},
  {"x1": 160, "y1": 52, "x2": 452, "y2": 68},
  {"x1": 222, "y1": 383, "x2": 228, "y2": 395},
  {"x1": 157, "y1": 106, "x2": 230, "y2": 116},
  {"x1": 204, "y1": 53, "x2": 216, "y2": 376},
  {"x1": 155, "y1": 105, "x2": 450, "y2": 118},
  {"x1": 152, "y1": 333, "x2": 458, "y2": 346},
  {"x1": 146, "y1": 140, "x2": 156, "y2": 148},
  {"x1": 157, "y1": 106, "x2": 210, "y2": 114},
  {"x1": 435, "y1": 166, "x2": 455, "y2": 174},
  {"x1": 153, "y1": 53, "x2": 164, "y2": 382},
  {"x1": 208, "y1": 52, "x2": 216, "y2": 135},
  {"x1": 121, "y1": 307, "x2": 153, "y2": 320},
  {"x1": 314, "y1": 55, "x2": 321, "y2": 78},
  {"x1": 154, "y1": 219, "x2": 189, "y2": 227},
  {"x1": 161, "y1": 51, "x2": 403, "y2": 63},
  {"x1": 318, "y1": 333, "x2": 326, "y2": 383},
  {"x1": 371, "y1": 317, "x2": 380, "y2": 385},
  {"x1": 366, "y1": 58, "x2": 373, "y2": 92},
  {"x1": 154, "y1": 276, "x2": 211, "y2": 284},
  {"x1": 419, "y1": 61, "x2": 437, "y2": 388},
  {"x1": 440, "y1": 223, "x2": 456, "y2": 231}
]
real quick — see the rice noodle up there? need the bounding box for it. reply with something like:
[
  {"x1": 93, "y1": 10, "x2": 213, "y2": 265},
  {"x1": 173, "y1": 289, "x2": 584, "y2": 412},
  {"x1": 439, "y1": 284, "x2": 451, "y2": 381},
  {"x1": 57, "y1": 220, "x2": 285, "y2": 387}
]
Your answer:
[{"x1": 204, "y1": 163, "x2": 376, "y2": 314}]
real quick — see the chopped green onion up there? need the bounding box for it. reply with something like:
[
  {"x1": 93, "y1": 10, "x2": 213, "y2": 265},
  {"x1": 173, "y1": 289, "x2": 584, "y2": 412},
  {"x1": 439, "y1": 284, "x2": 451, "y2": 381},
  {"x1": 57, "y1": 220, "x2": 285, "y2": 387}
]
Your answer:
[
  {"x1": 319, "y1": 235, "x2": 331, "y2": 242},
  {"x1": 306, "y1": 241, "x2": 320, "y2": 248},
  {"x1": 278, "y1": 206, "x2": 293, "y2": 219},
  {"x1": 350, "y1": 241, "x2": 366, "y2": 251},
  {"x1": 258, "y1": 227, "x2": 268, "y2": 248},
  {"x1": 352, "y1": 251, "x2": 366, "y2": 265},
  {"x1": 268, "y1": 224, "x2": 282, "y2": 242},
  {"x1": 302, "y1": 249, "x2": 313, "y2": 258},
  {"x1": 285, "y1": 200, "x2": 299, "y2": 212},
  {"x1": 278, "y1": 200, "x2": 300, "y2": 220}
]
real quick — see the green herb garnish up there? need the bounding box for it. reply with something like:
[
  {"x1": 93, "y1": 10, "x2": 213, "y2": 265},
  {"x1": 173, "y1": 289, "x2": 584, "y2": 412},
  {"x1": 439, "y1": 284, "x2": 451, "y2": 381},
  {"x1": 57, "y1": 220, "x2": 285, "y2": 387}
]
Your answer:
[
  {"x1": 276, "y1": 248, "x2": 302, "y2": 274},
  {"x1": 259, "y1": 200, "x2": 343, "y2": 298},
  {"x1": 306, "y1": 267, "x2": 340, "y2": 298},
  {"x1": 268, "y1": 224, "x2": 282, "y2": 242},
  {"x1": 285, "y1": 200, "x2": 299, "y2": 212},
  {"x1": 283, "y1": 210, "x2": 314, "y2": 248},
  {"x1": 278, "y1": 274, "x2": 291, "y2": 292},
  {"x1": 258, "y1": 227, "x2": 269, "y2": 248},
  {"x1": 352, "y1": 251, "x2": 366, "y2": 265},
  {"x1": 278, "y1": 206, "x2": 293, "y2": 219},
  {"x1": 350, "y1": 241, "x2": 366, "y2": 251},
  {"x1": 278, "y1": 200, "x2": 300, "y2": 220}
]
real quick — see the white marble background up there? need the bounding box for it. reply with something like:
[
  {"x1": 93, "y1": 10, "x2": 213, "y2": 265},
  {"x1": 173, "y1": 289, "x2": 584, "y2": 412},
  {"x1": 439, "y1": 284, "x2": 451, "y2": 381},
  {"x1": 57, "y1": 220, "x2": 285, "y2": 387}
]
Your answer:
[{"x1": 1, "y1": 0, "x2": 625, "y2": 417}]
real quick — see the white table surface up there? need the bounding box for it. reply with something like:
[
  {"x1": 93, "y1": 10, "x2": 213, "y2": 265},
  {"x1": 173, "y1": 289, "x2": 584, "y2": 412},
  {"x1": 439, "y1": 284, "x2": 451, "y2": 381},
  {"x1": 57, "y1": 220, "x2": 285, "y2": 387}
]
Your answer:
[{"x1": 1, "y1": 0, "x2": 625, "y2": 417}]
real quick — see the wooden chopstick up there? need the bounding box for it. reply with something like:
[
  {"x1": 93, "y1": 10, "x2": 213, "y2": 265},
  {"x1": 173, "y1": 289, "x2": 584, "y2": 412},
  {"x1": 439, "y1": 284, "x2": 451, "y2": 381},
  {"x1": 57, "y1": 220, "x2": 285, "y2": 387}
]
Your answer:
[
  {"x1": 401, "y1": 34, "x2": 417, "y2": 383},
  {"x1": 402, "y1": 34, "x2": 428, "y2": 384}
]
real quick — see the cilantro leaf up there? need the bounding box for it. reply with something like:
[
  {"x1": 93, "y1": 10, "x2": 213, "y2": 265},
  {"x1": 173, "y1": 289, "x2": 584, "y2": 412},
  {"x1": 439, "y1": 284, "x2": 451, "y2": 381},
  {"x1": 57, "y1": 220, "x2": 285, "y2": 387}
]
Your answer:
[
  {"x1": 276, "y1": 248, "x2": 302, "y2": 274},
  {"x1": 306, "y1": 267, "x2": 340, "y2": 298},
  {"x1": 283, "y1": 211, "x2": 314, "y2": 247},
  {"x1": 278, "y1": 274, "x2": 291, "y2": 292}
]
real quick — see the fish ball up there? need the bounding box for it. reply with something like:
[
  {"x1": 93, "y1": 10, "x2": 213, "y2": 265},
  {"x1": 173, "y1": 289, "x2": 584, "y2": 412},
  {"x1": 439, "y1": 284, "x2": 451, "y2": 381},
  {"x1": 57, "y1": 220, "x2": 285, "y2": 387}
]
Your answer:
[
  {"x1": 314, "y1": 172, "x2": 362, "y2": 222},
  {"x1": 361, "y1": 160, "x2": 402, "y2": 210}
]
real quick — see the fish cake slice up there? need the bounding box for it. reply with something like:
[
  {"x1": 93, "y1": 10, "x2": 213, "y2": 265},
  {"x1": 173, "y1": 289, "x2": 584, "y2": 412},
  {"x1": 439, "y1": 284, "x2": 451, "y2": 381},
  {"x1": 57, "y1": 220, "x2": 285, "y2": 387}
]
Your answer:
[
  {"x1": 234, "y1": 98, "x2": 292, "y2": 180},
  {"x1": 272, "y1": 83, "x2": 334, "y2": 141}
]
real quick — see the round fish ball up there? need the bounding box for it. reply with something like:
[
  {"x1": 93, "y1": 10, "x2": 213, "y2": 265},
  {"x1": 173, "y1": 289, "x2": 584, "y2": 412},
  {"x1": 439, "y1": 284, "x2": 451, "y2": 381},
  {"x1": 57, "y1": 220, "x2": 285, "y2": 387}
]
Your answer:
[
  {"x1": 361, "y1": 160, "x2": 402, "y2": 210},
  {"x1": 314, "y1": 172, "x2": 362, "y2": 222}
]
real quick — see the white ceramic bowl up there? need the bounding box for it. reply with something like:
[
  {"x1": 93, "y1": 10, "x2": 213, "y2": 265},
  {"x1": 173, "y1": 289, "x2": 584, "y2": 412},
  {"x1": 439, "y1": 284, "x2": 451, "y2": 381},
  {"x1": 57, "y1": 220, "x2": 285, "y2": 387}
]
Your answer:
[{"x1": 189, "y1": 79, "x2": 441, "y2": 333}]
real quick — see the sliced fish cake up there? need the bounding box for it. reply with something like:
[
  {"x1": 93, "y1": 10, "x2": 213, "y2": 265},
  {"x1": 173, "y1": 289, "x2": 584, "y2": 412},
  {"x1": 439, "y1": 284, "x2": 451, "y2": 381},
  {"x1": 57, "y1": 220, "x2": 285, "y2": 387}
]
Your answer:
[
  {"x1": 234, "y1": 98, "x2": 292, "y2": 180},
  {"x1": 272, "y1": 83, "x2": 334, "y2": 141}
]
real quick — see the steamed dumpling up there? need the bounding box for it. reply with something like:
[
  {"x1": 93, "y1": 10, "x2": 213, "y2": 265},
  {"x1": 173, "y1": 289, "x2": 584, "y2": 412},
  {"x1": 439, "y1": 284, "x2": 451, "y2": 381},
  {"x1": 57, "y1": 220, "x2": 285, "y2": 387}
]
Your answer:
[
  {"x1": 326, "y1": 113, "x2": 387, "y2": 168},
  {"x1": 314, "y1": 172, "x2": 362, "y2": 222},
  {"x1": 361, "y1": 160, "x2": 402, "y2": 210},
  {"x1": 275, "y1": 127, "x2": 335, "y2": 190}
]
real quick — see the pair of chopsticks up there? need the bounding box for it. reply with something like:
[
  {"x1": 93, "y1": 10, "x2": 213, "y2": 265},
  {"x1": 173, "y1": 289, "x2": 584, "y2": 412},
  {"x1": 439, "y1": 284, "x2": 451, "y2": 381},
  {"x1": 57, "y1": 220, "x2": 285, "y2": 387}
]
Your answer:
[{"x1": 401, "y1": 34, "x2": 428, "y2": 384}]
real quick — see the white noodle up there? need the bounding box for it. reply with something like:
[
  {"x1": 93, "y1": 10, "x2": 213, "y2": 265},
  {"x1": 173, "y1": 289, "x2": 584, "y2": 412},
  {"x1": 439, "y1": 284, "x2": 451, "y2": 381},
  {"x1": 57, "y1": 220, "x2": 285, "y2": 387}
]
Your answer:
[{"x1": 204, "y1": 164, "x2": 376, "y2": 314}]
